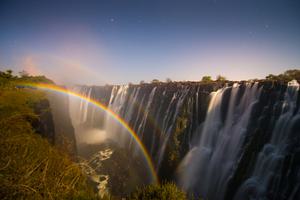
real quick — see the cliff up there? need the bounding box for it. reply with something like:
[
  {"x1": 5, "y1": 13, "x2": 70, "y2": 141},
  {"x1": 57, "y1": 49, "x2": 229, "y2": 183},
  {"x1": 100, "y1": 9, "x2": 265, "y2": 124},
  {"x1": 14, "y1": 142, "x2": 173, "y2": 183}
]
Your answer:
[
  {"x1": 47, "y1": 91, "x2": 77, "y2": 158},
  {"x1": 0, "y1": 86, "x2": 97, "y2": 199},
  {"x1": 71, "y1": 80, "x2": 299, "y2": 200}
]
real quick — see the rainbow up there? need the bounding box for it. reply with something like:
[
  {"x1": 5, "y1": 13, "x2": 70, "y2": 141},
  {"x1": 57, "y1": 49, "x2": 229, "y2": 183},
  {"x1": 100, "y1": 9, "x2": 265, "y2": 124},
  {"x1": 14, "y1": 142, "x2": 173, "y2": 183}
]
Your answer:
[{"x1": 21, "y1": 82, "x2": 159, "y2": 184}]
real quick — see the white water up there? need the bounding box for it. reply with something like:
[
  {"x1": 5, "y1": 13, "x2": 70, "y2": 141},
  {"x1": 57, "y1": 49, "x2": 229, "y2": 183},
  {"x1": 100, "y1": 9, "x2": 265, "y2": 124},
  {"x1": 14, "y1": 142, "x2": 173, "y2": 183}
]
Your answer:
[
  {"x1": 67, "y1": 82, "x2": 299, "y2": 199},
  {"x1": 178, "y1": 83, "x2": 261, "y2": 200},
  {"x1": 102, "y1": 84, "x2": 193, "y2": 171},
  {"x1": 105, "y1": 85, "x2": 130, "y2": 145},
  {"x1": 68, "y1": 86, "x2": 103, "y2": 146},
  {"x1": 156, "y1": 86, "x2": 190, "y2": 169},
  {"x1": 80, "y1": 148, "x2": 113, "y2": 198},
  {"x1": 234, "y1": 80, "x2": 300, "y2": 200}
]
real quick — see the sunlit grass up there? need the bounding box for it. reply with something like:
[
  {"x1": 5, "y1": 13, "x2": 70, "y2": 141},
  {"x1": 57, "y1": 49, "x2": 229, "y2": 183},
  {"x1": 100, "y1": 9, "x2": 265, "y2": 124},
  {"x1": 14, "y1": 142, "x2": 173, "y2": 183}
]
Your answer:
[{"x1": 0, "y1": 84, "x2": 98, "y2": 199}]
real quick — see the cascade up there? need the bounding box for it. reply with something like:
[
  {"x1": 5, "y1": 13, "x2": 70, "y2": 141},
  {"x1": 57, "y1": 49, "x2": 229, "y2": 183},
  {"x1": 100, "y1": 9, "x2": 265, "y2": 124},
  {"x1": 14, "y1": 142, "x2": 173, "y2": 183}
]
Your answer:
[
  {"x1": 68, "y1": 86, "x2": 98, "y2": 145},
  {"x1": 66, "y1": 81, "x2": 299, "y2": 199},
  {"x1": 234, "y1": 80, "x2": 300, "y2": 200},
  {"x1": 178, "y1": 83, "x2": 261, "y2": 199}
]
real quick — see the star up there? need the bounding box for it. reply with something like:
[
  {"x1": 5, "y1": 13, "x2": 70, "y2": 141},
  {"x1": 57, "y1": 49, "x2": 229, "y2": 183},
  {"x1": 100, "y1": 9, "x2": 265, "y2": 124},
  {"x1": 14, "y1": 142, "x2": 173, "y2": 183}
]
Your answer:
[{"x1": 110, "y1": 18, "x2": 115, "y2": 23}]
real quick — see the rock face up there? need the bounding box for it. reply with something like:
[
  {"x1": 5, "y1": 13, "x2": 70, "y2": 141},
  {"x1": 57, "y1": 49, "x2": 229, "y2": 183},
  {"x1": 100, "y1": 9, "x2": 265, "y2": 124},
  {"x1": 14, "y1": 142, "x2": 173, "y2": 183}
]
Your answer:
[
  {"x1": 30, "y1": 88, "x2": 77, "y2": 159},
  {"x1": 47, "y1": 91, "x2": 77, "y2": 157},
  {"x1": 68, "y1": 81, "x2": 300, "y2": 200},
  {"x1": 32, "y1": 98, "x2": 55, "y2": 144}
]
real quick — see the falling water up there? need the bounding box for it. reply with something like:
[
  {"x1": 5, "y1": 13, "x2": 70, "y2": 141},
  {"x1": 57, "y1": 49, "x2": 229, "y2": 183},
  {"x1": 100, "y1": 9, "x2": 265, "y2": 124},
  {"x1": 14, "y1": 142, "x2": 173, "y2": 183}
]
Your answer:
[
  {"x1": 178, "y1": 83, "x2": 261, "y2": 200},
  {"x1": 156, "y1": 86, "x2": 190, "y2": 169},
  {"x1": 66, "y1": 81, "x2": 299, "y2": 199},
  {"x1": 69, "y1": 86, "x2": 92, "y2": 126},
  {"x1": 105, "y1": 85, "x2": 130, "y2": 144},
  {"x1": 68, "y1": 86, "x2": 98, "y2": 145},
  {"x1": 136, "y1": 86, "x2": 157, "y2": 141},
  {"x1": 234, "y1": 80, "x2": 300, "y2": 200}
]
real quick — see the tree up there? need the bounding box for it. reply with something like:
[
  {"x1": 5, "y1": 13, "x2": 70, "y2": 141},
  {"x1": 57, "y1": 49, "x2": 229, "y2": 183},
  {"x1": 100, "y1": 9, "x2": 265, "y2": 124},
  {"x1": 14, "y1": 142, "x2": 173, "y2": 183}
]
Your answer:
[
  {"x1": 6, "y1": 69, "x2": 13, "y2": 75},
  {"x1": 0, "y1": 69, "x2": 13, "y2": 79},
  {"x1": 201, "y1": 76, "x2": 212, "y2": 82},
  {"x1": 19, "y1": 70, "x2": 29, "y2": 78},
  {"x1": 151, "y1": 79, "x2": 160, "y2": 84},
  {"x1": 265, "y1": 74, "x2": 278, "y2": 81},
  {"x1": 283, "y1": 69, "x2": 300, "y2": 81},
  {"x1": 139, "y1": 80, "x2": 145, "y2": 84},
  {"x1": 266, "y1": 69, "x2": 300, "y2": 82},
  {"x1": 216, "y1": 75, "x2": 226, "y2": 81},
  {"x1": 166, "y1": 78, "x2": 172, "y2": 83}
]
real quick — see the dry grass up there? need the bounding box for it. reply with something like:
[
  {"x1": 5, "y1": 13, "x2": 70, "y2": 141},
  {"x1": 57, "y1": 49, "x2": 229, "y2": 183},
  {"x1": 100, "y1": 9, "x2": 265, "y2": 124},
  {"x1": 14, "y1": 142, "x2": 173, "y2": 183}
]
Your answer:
[{"x1": 0, "y1": 87, "x2": 98, "y2": 199}]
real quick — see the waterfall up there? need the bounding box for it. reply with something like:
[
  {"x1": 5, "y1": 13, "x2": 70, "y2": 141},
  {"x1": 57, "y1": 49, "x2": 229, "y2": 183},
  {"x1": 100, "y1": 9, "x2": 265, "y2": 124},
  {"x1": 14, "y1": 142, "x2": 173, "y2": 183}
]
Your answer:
[
  {"x1": 234, "y1": 80, "x2": 300, "y2": 200},
  {"x1": 68, "y1": 86, "x2": 104, "y2": 146},
  {"x1": 105, "y1": 85, "x2": 130, "y2": 145},
  {"x1": 66, "y1": 81, "x2": 299, "y2": 199},
  {"x1": 178, "y1": 83, "x2": 262, "y2": 200},
  {"x1": 69, "y1": 86, "x2": 92, "y2": 127},
  {"x1": 156, "y1": 86, "x2": 190, "y2": 169},
  {"x1": 68, "y1": 83, "x2": 219, "y2": 176},
  {"x1": 136, "y1": 86, "x2": 157, "y2": 142}
]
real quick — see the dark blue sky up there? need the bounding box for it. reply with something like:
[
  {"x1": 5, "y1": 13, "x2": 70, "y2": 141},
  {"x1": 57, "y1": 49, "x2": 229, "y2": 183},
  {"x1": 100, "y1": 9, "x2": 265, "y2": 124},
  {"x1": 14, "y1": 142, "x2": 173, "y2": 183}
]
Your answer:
[{"x1": 0, "y1": 0, "x2": 299, "y2": 84}]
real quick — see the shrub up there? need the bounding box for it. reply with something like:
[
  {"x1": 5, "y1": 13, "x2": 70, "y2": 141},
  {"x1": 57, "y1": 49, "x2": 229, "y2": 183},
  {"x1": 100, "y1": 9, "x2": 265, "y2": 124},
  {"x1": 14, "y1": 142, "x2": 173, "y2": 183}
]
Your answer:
[
  {"x1": 266, "y1": 69, "x2": 300, "y2": 82},
  {"x1": 201, "y1": 76, "x2": 212, "y2": 82},
  {"x1": 166, "y1": 78, "x2": 172, "y2": 83},
  {"x1": 129, "y1": 183, "x2": 187, "y2": 200},
  {"x1": 216, "y1": 75, "x2": 226, "y2": 81},
  {"x1": 151, "y1": 79, "x2": 160, "y2": 84}
]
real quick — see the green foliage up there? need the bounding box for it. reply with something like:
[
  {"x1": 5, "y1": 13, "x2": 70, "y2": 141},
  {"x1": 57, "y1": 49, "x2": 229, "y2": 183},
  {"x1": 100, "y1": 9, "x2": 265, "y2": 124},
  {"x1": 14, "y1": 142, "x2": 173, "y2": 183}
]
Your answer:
[
  {"x1": 0, "y1": 69, "x2": 54, "y2": 88},
  {"x1": 0, "y1": 70, "x2": 17, "y2": 88},
  {"x1": 167, "y1": 112, "x2": 189, "y2": 170},
  {"x1": 265, "y1": 74, "x2": 278, "y2": 80},
  {"x1": 17, "y1": 75, "x2": 54, "y2": 84},
  {"x1": 151, "y1": 79, "x2": 160, "y2": 84},
  {"x1": 0, "y1": 90, "x2": 44, "y2": 119},
  {"x1": 266, "y1": 69, "x2": 300, "y2": 82},
  {"x1": 129, "y1": 183, "x2": 187, "y2": 200},
  {"x1": 216, "y1": 75, "x2": 226, "y2": 81},
  {"x1": 201, "y1": 76, "x2": 212, "y2": 82},
  {"x1": 284, "y1": 69, "x2": 300, "y2": 80}
]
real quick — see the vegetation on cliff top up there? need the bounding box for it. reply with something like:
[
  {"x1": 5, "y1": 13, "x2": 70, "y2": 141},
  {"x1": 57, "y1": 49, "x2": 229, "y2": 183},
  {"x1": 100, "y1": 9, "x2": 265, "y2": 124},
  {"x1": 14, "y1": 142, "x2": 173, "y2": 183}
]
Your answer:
[
  {"x1": 144, "y1": 69, "x2": 300, "y2": 85},
  {"x1": 0, "y1": 70, "x2": 188, "y2": 199},
  {"x1": 1, "y1": 69, "x2": 54, "y2": 86},
  {"x1": 265, "y1": 69, "x2": 300, "y2": 82},
  {"x1": 0, "y1": 71, "x2": 98, "y2": 199},
  {"x1": 129, "y1": 183, "x2": 187, "y2": 200}
]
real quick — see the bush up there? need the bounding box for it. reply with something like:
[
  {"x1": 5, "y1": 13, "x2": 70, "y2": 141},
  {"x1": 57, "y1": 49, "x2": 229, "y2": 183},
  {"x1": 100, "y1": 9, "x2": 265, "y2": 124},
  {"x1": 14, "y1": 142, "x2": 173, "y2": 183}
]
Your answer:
[
  {"x1": 216, "y1": 75, "x2": 226, "y2": 81},
  {"x1": 266, "y1": 69, "x2": 300, "y2": 82},
  {"x1": 201, "y1": 76, "x2": 212, "y2": 82},
  {"x1": 166, "y1": 78, "x2": 172, "y2": 83},
  {"x1": 151, "y1": 79, "x2": 160, "y2": 84},
  {"x1": 129, "y1": 183, "x2": 187, "y2": 200}
]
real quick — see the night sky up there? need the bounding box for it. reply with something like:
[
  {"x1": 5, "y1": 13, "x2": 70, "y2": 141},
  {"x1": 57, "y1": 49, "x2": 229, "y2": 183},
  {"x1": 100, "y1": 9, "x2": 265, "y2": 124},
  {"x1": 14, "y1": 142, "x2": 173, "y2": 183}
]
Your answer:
[{"x1": 0, "y1": 0, "x2": 299, "y2": 84}]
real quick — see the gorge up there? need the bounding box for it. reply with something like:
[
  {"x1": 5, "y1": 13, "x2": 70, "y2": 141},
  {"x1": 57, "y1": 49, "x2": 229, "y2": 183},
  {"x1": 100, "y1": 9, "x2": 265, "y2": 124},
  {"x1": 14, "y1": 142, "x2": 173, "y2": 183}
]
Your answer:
[
  {"x1": 2, "y1": 1, "x2": 300, "y2": 199},
  {"x1": 56, "y1": 80, "x2": 300, "y2": 200}
]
